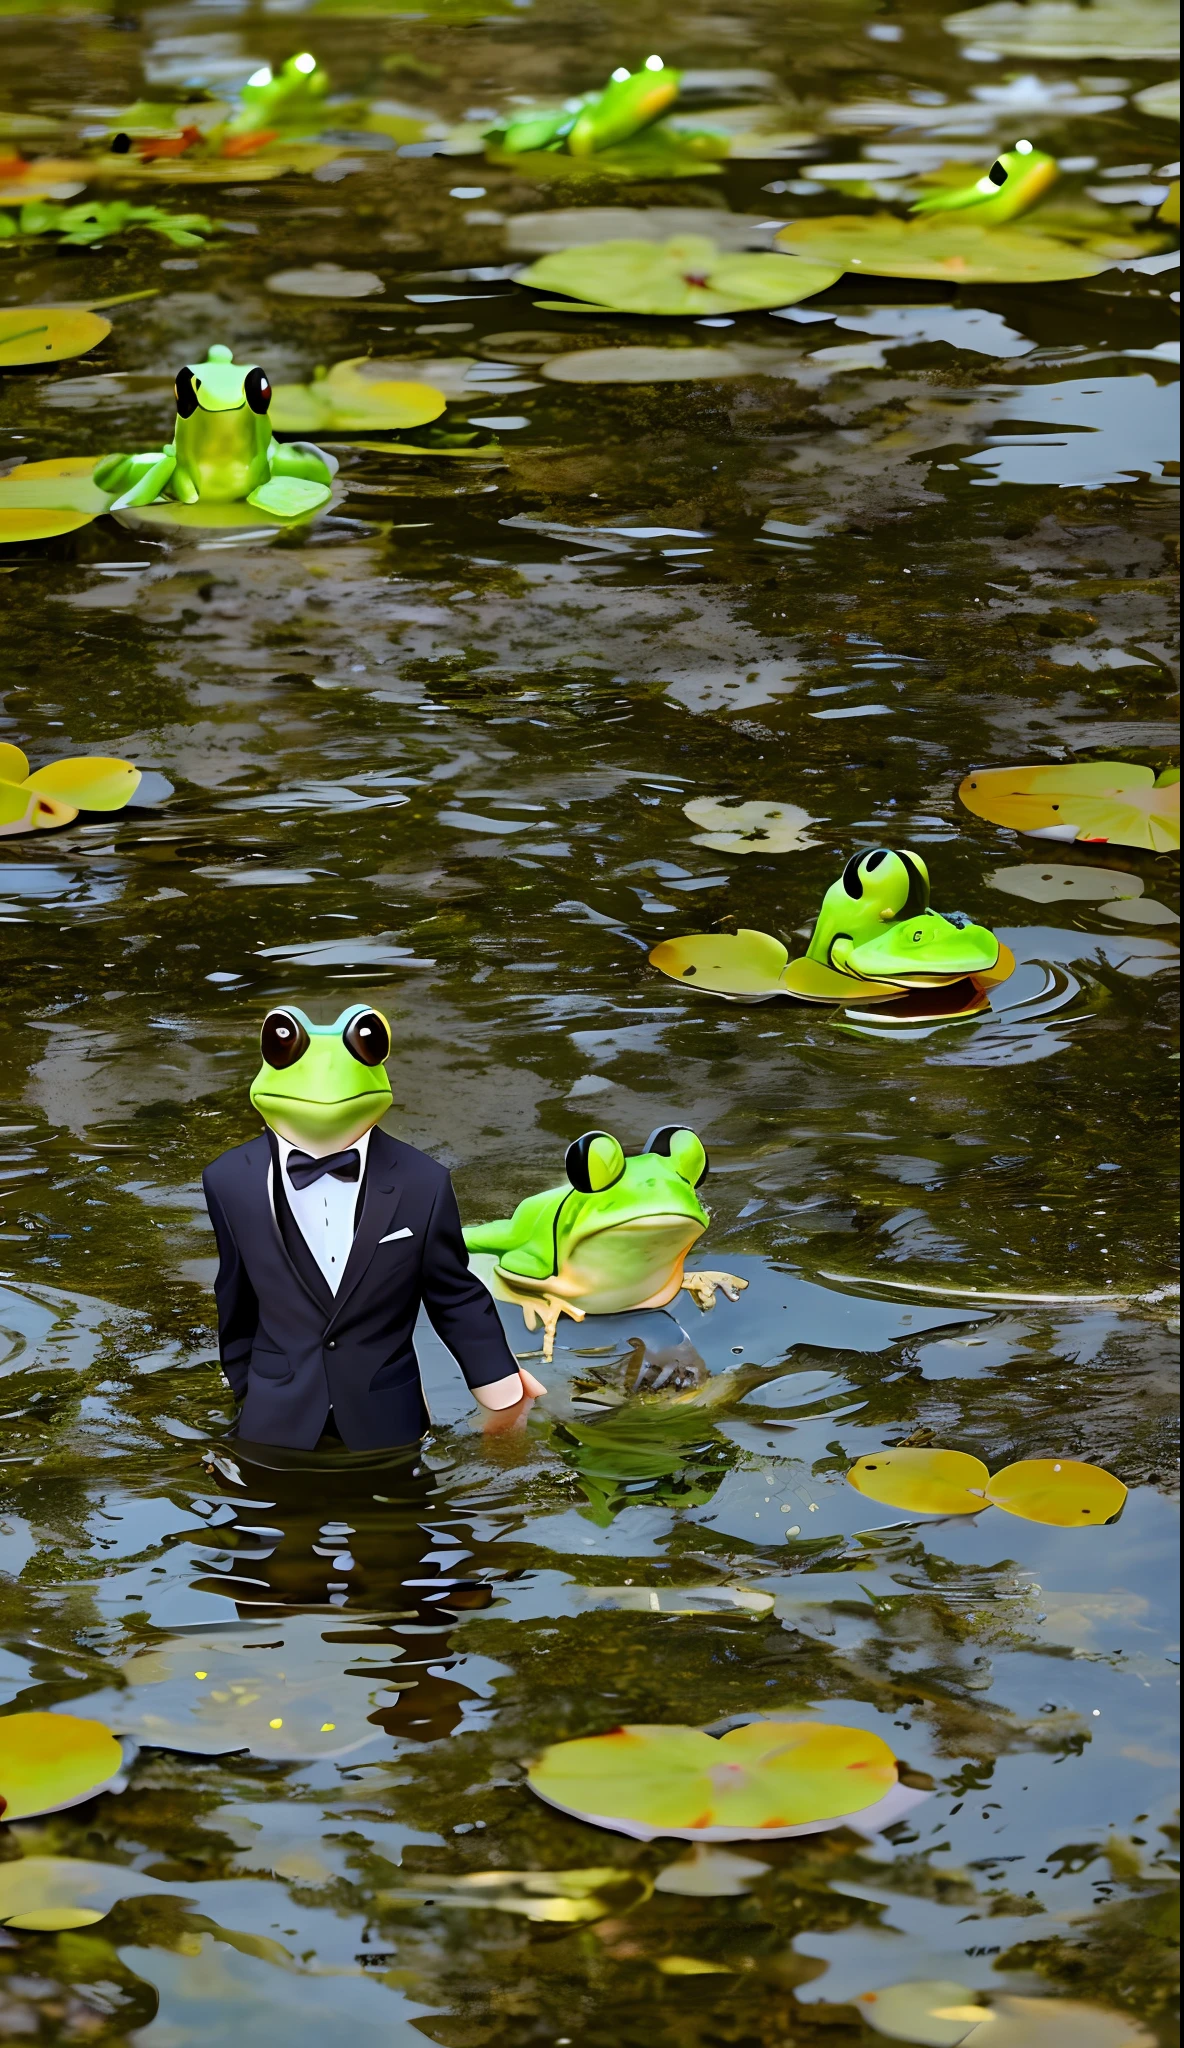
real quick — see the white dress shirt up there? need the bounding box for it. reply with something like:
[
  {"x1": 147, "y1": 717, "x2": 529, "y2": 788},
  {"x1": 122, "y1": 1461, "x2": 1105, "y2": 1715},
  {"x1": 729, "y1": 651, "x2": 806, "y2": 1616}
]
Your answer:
[{"x1": 275, "y1": 1131, "x2": 371, "y2": 1295}]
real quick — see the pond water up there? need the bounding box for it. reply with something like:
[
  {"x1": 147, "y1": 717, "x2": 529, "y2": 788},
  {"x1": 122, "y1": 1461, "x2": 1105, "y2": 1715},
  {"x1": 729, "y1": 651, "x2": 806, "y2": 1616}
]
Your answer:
[{"x1": 0, "y1": 0, "x2": 1179, "y2": 2041}]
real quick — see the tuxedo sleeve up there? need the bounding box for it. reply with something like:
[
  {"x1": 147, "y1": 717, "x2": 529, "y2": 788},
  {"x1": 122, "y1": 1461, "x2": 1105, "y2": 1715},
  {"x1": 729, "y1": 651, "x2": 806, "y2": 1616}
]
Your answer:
[
  {"x1": 202, "y1": 1172, "x2": 258, "y2": 1401},
  {"x1": 420, "y1": 1173, "x2": 520, "y2": 1389}
]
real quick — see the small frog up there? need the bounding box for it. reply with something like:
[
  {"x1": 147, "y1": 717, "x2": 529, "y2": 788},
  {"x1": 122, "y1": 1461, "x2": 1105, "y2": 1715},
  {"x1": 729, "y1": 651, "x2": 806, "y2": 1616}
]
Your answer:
[
  {"x1": 233, "y1": 52, "x2": 329, "y2": 135},
  {"x1": 492, "y1": 56, "x2": 680, "y2": 157},
  {"x1": 250, "y1": 1003, "x2": 392, "y2": 1150},
  {"x1": 464, "y1": 1127, "x2": 746, "y2": 1359},
  {"x1": 911, "y1": 140, "x2": 1057, "y2": 225},
  {"x1": 806, "y1": 847, "x2": 999, "y2": 982},
  {"x1": 93, "y1": 345, "x2": 336, "y2": 518}
]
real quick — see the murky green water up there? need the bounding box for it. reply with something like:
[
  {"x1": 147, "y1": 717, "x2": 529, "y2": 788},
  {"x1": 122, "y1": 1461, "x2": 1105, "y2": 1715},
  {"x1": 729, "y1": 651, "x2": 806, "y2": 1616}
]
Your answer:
[{"x1": 0, "y1": 0, "x2": 1179, "y2": 2041}]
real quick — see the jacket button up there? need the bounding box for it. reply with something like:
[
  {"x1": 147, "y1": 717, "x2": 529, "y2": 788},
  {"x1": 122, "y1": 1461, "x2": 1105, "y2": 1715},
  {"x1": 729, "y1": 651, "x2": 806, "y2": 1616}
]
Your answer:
[{"x1": 326, "y1": 1340, "x2": 336, "y2": 1351}]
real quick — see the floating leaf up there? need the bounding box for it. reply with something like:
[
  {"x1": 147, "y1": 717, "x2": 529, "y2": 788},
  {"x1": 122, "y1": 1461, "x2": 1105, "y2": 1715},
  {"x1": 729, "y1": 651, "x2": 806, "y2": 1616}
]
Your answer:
[
  {"x1": 1098, "y1": 896, "x2": 1178, "y2": 925},
  {"x1": 270, "y1": 357, "x2": 447, "y2": 433},
  {"x1": 505, "y1": 206, "x2": 784, "y2": 256},
  {"x1": 775, "y1": 214, "x2": 1110, "y2": 282},
  {"x1": 960, "y1": 1995, "x2": 1157, "y2": 2046},
  {"x1": 856, "y1": 1980, "x2": 986, "y2": 2047},
  {"x1": 0, "y1": 1712, "x2": 126, "y2": 1820},
  {"x1": 683, "y1": 797, "x2": 820, "y2": 854},
  {"x1": 779, "y1": 956, "x2": 910, "y2": 1003},
  {"x1": 650, "y1": 928, "x2": 790, "y2": 1000},
  {"x1": 984, "y1": 1458, "x2": 1127, "y2": 1527},
  {"x1": 0, "y1": 1855, "x2": 160, "y2": 1931},
  {"x1": 1133, "y1": 78, "x2": 1180, "y2": 121},
  {"x1": 113, "y1": 486, "x2": 340, "y2": 534},
  {"x1": 516, "y1": 235, "x2": 842, "y2": 315},
  {"x1": 266, "y1": 263, "x2": 384, "y2": 297},
  {"x1": 943, "y1": 0, "x2": 1179, "y2": 59},
  {"x1": 0, "y1": 198, "x2": 218, "y2": 247},
  {"x1": 988, "y1": 862, "x2": 1144, "y2": 906},
  {"x1": 25, "y1": 757, "x2": 141, "y2": 810},
  {"x1": 527, "y1": 1719, "x2": 900, "y2": 1841},
  {"x1": 377, "y1": 1866, "x2": 652, "y2": 1922},
  {"x1": 0, "y1": 306, "x2": 111, "y2": 366},
  {"x1": 655, "y1": 1955, "x2": 735, "y2": 1974},
  {"x1": 0, "y1": 454, "x2": 113, "y2": 543},
  {"x1": 544, "y1": 344, "x2": 757, "y2": 383},
  {"x1": 847, "y1": 1448, "x2": 990, "y2": 1515},
  {"x1": 958, "y1": 762, "x2": 1180, "y2": 853}
]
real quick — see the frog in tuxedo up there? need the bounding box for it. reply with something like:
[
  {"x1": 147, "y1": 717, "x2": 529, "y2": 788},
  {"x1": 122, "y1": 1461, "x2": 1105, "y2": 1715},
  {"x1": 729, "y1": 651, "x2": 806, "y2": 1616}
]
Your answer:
[{"x1": 201, "y1": 1003, "x2": 542, "y2": 1454}]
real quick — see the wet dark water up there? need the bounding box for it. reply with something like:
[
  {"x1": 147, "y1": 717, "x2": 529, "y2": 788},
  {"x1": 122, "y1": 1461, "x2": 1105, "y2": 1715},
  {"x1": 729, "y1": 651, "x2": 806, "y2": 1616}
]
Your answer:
[{"x1": 0, "y1": 0, "x2": 1179, "y2": 2041}]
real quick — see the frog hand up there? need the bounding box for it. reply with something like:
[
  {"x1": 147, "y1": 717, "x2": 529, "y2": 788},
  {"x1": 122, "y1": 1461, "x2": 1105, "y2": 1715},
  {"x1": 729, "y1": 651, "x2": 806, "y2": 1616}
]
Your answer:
[
  {"x1": 519, "y1": 1294, "x2": 585, "y2": 1363},
  {"x1": 104, "y1": 450, "x2": 178, "y2": 510},
  {"x1": 269, "y1": 439, "x2": 337, "y2": 486},
  {"x1": 681, "y1": 1271, "x2": 748, "y2": 1312}
]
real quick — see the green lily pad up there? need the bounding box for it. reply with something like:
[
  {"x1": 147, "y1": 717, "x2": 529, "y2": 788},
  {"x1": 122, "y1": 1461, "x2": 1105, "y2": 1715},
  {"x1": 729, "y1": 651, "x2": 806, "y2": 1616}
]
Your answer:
[
  {"x1": 985, "y1": 1458, "x2": 1127, "y2": 1527},
  {"x1": 0, "y1": 1712, "x2": 127, "y2": 1819},
  {"x1": 988, "y1": 862, "x2": 1143, "y2": 906},
  {"x1": 683, "y1": 797, "x2": 820, "y2": 854},
  {"x1": 488, "y1": 129, "x2": 727, "y2": 181},
  {"x1": 779, "y1": 956, "x2": 913, "y2": 1003},
  {"x1": 506, "y1": 207, "x2": 784, "y2": 256},
  {"x1": 527, "y1": 1718, "x2": 902, "y2": 1840},
  {"x1": 270, "y1": 357, "x2": 447, "y2": 433},
  {"x1": 944, "y1": 0, "x2": 1179, "y2": 59},
  {"x1": 0, "y1": 306, "x2": 111, "y2": 365},
  {"x1": 775, "y1": 214, "x2": 1111, "y2": 282},
  {"x1": 542, "y1": 344, "x2": 757, "y2": 382},
  {"x1": 0, "y1": 454, "x2": 113, "y2": 543},
  {"x1": 516, "y1": 235, "x2": 842, "y2": 315}
]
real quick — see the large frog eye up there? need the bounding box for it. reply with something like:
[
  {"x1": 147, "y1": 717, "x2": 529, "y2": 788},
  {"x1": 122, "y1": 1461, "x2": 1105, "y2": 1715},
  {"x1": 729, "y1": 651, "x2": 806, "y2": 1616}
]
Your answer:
[
  {"x1": 260, "y1": 1009, "x2": 309, "y2": 1070},
  {"x1": 565, "y1": 1131, "x2": 625, "y2": 1194},
  {"x1": 644, "y1": 1126, "x2": 708, "y2": 1186},
  {"x1": 243, "y1": 366, "x2": 271, "y2": 415},
  {"x1": 898, "y1": 850, "x2": 930, "y2": 916},
  {"x1": 175, "y1": 365, "x2": 199, "y2": 418},
  {"x1": 342, "y1": 1009, "x2": 390, "y2": 1066},
  {"x1": 986, "y1": 157, "x2": 1009, "y2": 186}
]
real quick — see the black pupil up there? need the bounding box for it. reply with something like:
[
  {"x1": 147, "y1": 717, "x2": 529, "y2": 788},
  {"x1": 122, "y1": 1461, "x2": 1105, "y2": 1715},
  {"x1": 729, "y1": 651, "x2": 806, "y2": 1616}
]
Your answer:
[
  {"x1": 245, "y1": 368, "x2": 271, "y2": 414},
  {"x1": 988, "y1": 160, "x2": 1008, "y2": 185}
]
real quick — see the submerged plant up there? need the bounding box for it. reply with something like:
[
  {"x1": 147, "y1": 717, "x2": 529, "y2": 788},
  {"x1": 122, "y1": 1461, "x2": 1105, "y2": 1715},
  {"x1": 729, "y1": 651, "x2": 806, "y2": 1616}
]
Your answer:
[{"x1": 0, "y1": 197, "x2": 218, "y2": 245}]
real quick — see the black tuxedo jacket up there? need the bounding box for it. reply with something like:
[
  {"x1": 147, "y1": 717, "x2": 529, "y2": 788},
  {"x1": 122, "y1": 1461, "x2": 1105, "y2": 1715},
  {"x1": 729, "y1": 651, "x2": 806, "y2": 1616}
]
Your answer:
[{"x1": 201, "y1": 1128, "x2": 518, "y2": 1451}]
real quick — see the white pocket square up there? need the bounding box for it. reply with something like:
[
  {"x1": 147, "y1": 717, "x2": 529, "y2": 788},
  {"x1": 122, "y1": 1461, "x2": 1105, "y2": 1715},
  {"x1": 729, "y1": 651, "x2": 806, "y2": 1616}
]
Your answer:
[{"x1": 380, "y1": 1227, "x2": 414, "y2": 1243}]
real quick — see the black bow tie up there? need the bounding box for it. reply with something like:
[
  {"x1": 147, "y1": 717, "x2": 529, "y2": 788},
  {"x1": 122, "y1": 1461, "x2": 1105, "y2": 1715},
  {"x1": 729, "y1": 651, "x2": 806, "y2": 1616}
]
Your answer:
[{"x1": 286, "y1": 1147, "x2": 361, "y2": 1191}]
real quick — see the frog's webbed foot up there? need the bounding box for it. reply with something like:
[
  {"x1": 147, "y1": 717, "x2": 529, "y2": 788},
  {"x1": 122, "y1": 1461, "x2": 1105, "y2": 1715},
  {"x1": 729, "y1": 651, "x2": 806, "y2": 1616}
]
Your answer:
[
  {"x1": 107, "y1": 450, "x2": 178, "y2": 511},
  {"x1": 682, "y1": 1271, "x2": 748, "y2": 1312},
  {"x1": 247, "y1": 475, "x2": 333, "y2": 519},
  {"x1": 269, "y1": 439, "x2": 338, "y2": 485},
  {"x1": 519, "y1": 1294, "x2": 585, "y2": 1363}
]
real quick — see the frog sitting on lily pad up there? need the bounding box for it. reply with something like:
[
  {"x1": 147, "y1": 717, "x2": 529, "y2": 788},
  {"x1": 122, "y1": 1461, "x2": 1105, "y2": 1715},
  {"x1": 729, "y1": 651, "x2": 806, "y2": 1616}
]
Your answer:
[{"x1": 464, "y1": 1127, "x2": 747, "y2": 1360}]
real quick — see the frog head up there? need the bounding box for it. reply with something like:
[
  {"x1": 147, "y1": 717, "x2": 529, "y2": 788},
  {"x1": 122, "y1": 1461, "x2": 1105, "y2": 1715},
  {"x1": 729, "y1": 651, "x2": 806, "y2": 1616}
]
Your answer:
[
  {"x1": 173, "y1": 345, "x2": 274, "y2": 502},
  {"x1": 911, "y1": 140, "x2": 1057, "y2": 225},
  {"x1": 566, "y1": 55, "x2": 681, "y2": 155},
  {"x1": 807, "y1": 848, "x2": 930, "y2": 969},
  {"x1": 237, "y1": 52, "x2": 329, "y2": 130},
  {"x1": 249, "y1": 1003, "x2": 392, "y2": 1152}
]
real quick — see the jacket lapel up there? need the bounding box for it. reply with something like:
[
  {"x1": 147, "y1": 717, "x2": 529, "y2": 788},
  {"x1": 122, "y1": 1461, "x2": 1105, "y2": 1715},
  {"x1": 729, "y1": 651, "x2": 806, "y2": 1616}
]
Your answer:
[
  {"x1": 246, "y1": 1132, "x2": 334, "y2": 1318},
  {"x1": 326, "y1": 1130, "x2": 403, "y2": 1328}
]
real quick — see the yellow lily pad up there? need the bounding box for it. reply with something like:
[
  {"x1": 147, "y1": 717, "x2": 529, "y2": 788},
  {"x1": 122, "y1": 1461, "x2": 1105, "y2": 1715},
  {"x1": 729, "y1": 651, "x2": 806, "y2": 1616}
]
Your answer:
[
  {"x1": 270, "y1": 358, "x2": 447, "y2": 434},
  {"x1": 683, "y1": 797, "x2": 819, "y2": 854},
  {"x1": 856, "y1": 1980, "x2": 986, "y2": 2046},
  {"x1": 0, "y1": 306, "x2": 111, "y2": 366},
  {"x1": 0, "y1": 1711, "x2": 125, "y2": 1820},
  {"x1": 988, "y1": 863, "x2": 1143, "y2": 906},
  {"x1": 0, "y1": 778, "x2": 72, "y2": 832},
  {"x1": 25, "y1": 756, "x2": 141, "y2": 810},
  {"x1": 0, "y1": 1855, "x2": 160, "y2": 1931},
  {"x1": 0, "y1": 742, "x2": 29, "y2": 779},
  {"x1": 516, "y1": 235, "x2": 842, "y2": 315},
  {"x1": 944, "y1": 0, "x2": 1179, "y2": 60},
  {"x1": 528, "y1": 1719, "x2": 900, "y2": 1840},
  {"x1": 0, "y1": 452, "x2": 113, "y2": 546},
  {"x1": 847, "y1": 1448, "x2": 990, "y2": 1515},
  {"x1": 775, "y1": 214, "x2": 1111, "y2": 283},
  {"x1": 780, "y1": 956, "x2": 909, "y2": 1003},
  {"x1": 984, "y1": 1458, "x2": 1127, "y2": 1527},
  {"x1": 650, "y1": 927, "x2": 790, "y2": 1000},
  {"x1": 959, "y1": 762, "x2": 1180, "y2": 853}
]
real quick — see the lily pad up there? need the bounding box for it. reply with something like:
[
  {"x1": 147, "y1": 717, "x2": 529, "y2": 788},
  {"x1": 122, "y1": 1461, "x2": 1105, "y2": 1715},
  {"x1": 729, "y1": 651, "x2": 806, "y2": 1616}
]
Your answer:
[
  {"x1": 266, "y1": 262, "x2": 384, "y2": 296},
  {"x1": 0, "y1": 746, "x2": 142, "y2": 834},
  {"x1": 0, "y1": 306, "x2": 111, "y2": 365},
  {"x1": 984, "y1": 1458, "x2": 1127, "y2": 1527},
  {"x1": 377, "y1": 1866, "x2": 652, "y2": 1922},
  {"x1": 856, "y1": 1980, "x2": 987, "y2": 2047},
  {"x1": 988, "y1": 862, "x2": 1143, "y2": 906},
  {"x1": 779, "y1": 956, "x2": 912, "y2": 1003},
  {"x1": 527, "y1": 1718, "x2": 901, "y2": 1841},
  {"x1": 944, "y1": 0, "x2": 1179, "y2": 59},
  {"x1": 69, "y1": 1615, "x2": 412, "y2": 1759},
  {"x1": 0, "y1": 1712, "x2": 126, "y2": 1819},
  {"x1": 543, "y1": 344, "x2": 757, "y2": 382},
  {"x1": 270, "y1": 357, "x2": 447, "y2": 433},
  {"x1": 775, "y1": 214, "x2": 1111, "y2": 282},
  {"x1": 847, "y1": 1448, "x2": 990, "y2": 1515},
  {"x1": 961, "y1": 1995, "x2": 1157, "y2": 2046},
  {"x1": 1133, "y1": 78, "x2": 1180, "y2": 121},
  {"x1": 516, "y1": 235, "x2": 842, "y2": 315},
  {"x1": 683, "y1": 797, "x2": 820, "y2": 853},
  {"x1": 505, "y1": 207, "x2": 784, "y2": 256},
  {"x1": 0, "y1": 453, "x2": 113, "y2": 542},
  {"x1": 650, "y1": 927, "x2": 790, "y2": 1000},
  {"x1": 959, "y1": 762, "x2": 1180, "y2": 853},
  {"x1": 0, "y1": 1855, "x2": 162, "y2": 1931}
]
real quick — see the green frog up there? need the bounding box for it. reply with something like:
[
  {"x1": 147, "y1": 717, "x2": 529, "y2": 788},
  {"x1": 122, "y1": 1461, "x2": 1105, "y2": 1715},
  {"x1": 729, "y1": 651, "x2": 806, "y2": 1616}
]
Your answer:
[
  {"x1": 464, "y1": 1127, "x2": 746, "y2": 1359},
  {"x1": 806, "y1": 848, "x2": 999, "y2": 982},
  {"x1": 93, "y1": 345, "x2": 336, "y2": 518},
  {"x1": 250, "y1": 1002, "x2": 392, "y2": 1150},
  {"x1": 491, "y1": 56, "x2": 681, "y2": 157},
  {"x1": 911, "y1": 140, "x2": 1057, "y2": 225}
]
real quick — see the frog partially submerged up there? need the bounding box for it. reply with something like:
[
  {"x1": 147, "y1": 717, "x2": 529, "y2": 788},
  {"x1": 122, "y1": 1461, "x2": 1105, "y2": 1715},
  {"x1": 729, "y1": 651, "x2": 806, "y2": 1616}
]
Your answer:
[
  {"x1": 464, "y1": 1127, "x2": 747, "y2": 1359},
  {"x1": 807, "y1": 847, "x2": 1000, "y2": 983},
  {"x1": 93, "y1": 345, "x2": 336, "y2": 520},
  {"x1": 911, "y1": 140, "x2": 1057, "y2": 225},
  {"x1": 489, "y1": 56, "x2": 681, "y2": 158}
]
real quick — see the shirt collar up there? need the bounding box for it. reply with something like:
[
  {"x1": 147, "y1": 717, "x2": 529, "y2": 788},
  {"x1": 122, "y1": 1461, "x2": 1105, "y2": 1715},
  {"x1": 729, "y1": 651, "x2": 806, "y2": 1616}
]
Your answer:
[{"x1": 276, "y1": 1128, "x2": 372, "y2": 1175}]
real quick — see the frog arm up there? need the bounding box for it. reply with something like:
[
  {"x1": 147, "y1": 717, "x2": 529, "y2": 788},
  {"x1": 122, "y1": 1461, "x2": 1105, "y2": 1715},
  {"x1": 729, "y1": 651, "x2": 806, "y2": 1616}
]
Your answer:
[
  {"x1": 107, "y1": 447, "x2": 178, "y2": 511},
  {"x1": 93, "y1": 449, "x2": 173, "y2": 501},
  {"x1": 463, "y1": 1219, "x2": 517, "y2": 1254},
  {"x1": 268, "y1": 438, "x2": 336, "y2": 485},
  {"x1": 681, "y1": 1271, "x2": 748, "y2": 1310},
  {"x1": 464, "y1": 1188, "x2": 566, "y2": 1279}
]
